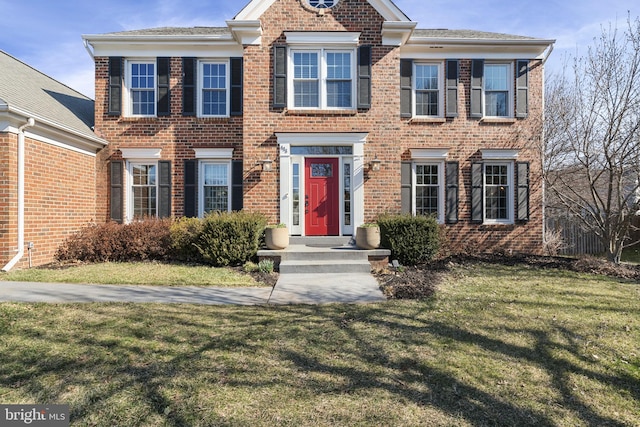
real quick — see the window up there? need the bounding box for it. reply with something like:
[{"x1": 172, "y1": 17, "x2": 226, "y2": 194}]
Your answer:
[
  {"x1": 199, "y1": 162, "x2": 231, "y2": 215},
  {"x1": 413, "y1": 162, "x2": 444, "y2": 221},
  {"x1": 290, "y1": 49, "x2": 355, "y2": 109},
  {"x1": 200, "y1": 61, "x2": 229, "y2": 117},
  {"x1": 308, "y1": 0, "x2": 336, "y2": 8},
  {"x1": 129, "y1": 61, "x2": 156, "y2": 116},
  {"x1": 414, "y1": 63, "x2": 442, "y2": 117},
  {"x1": 484, "y1": 63, "x2": 511, "y2": 117},
  {"x1": 130, "y1": 163, "x2": 157, "y2": 218},
  {"x1": 483, "y1": 162, "x2": 513, "y2": 223}
]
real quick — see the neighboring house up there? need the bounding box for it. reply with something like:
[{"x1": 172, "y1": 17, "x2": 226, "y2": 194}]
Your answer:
[
  {"x1": 0, "y1": 51, "x2": 107, "y2": 270},
  {"x1": 76, "y1": 0, "x2": 553, "y2": 255}
]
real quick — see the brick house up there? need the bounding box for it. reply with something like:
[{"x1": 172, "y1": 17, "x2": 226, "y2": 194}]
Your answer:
[
  {"x1": 0, "y1": 51, "x2": 107, "y2": 271},
  {"x1": 79, "y1": 0, "x2": 554, "y2": 256}
]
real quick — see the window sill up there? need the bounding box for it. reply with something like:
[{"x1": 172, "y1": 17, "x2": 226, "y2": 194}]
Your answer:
[
  {"x1": 285, "y1": 109, "x2": 358, "y2": 116},
  {"x1": 480, "y1": 117, "x2": 517, "y2": 124},
  {"x1": 409, "y1": 117, "x2": 446, "y2": 124}
]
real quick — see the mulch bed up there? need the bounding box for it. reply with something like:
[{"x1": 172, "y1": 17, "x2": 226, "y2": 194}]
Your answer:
[{"x1": 375, "y1": 253, "x2": 640, "y2": 300}]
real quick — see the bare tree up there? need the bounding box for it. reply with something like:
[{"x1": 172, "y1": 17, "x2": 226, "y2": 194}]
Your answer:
[{"x1": 545, "y1": 15, "x2": 640, "y2": 263}]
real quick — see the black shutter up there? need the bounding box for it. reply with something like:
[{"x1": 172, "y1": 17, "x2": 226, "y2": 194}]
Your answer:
[
  {"x1": 516, "y1": 60, "x2": 529, "y2": 118},
  {"x1": 516, "y1": 162, "x2": 530, "y2": 222},
  {"x1": 231, "y1": 160, "x2": 243, "y2": 211},
  {"x1": 230, "y1": 57, "x2": 243, "y2": 116},
  {"x1": 182, "y1": 57, "x2": 196, "y2": 116},
  {"x1": 158, "y1": 161, "x2": 172, "y2": 218},
  {"x1": 157, "y1": 57, "x2": 171, "y2": 116},
  {"x1": 273, "y1": 45, "x2": 287, "y2": 108},
  {"x1": 470, "y1": 59, "x2": 484, "y2": 118},
  {"x1": 357, "y1": 46, "x2": 372, "y2": 109},
  {"x1": 110, "y1": 160, "x2": 123, "y2": 223},
  {"x1": 184, "y1": 160, "x2": 197, "y2": 218},
  {"x1": 401, "y1": 161, "x2": 412, "y2": 213},
  {"x1": 108, "y1": 57, "x2": 122, "y2": 116},
  {"x1": 471, "y1": 162, "x2": 484, "y2": 223},
  {"x1": 445, "y1": 60, "x2": 459, "y2": 118},
  {"x1": 400, "y1": 59, "x2": 412, "y2": 118},
  {"x1": 445, "y1": 161, "x2": 459, "y2": 224}
]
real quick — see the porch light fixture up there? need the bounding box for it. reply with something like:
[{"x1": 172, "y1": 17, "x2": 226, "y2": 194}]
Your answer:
[
  {"x1": 259, "y1": 159, "x2": 273, "y2": 172},
  {"x1": 370, "y1": 157, "x2": 381, "y2": 172}
]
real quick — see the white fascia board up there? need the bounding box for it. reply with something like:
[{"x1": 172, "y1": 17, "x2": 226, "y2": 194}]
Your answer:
[
  {"x1": 227, "y1": 20, "x2": 262, "y2": 45},
  {"x1": 285, "y1": 32, "x2": 360, "y2": 45},
  {"x1": 194, "y1": 148, "x2": 234, "y2": 159},
  {"x1": 381, "y1": 21, "x2": 416, "y2": 46},
  {"x1": 402, "y1": 39, "x2": 554, "y2": 60},
  {"x1": 234, "y1": 0, "x2": 410, "y2": 21},
  {"x1": 233, "y1": 0, "x2": 277, "y2": 20},
  {"x1": 84, "y1": 37, "x2": 243, "y2": 58},
  {"x1": 411, "y1": 148, "x2": 450, "y2": 160},
  {"x1": 276, "y1": 132, "x2": 368, "y2": 146},
  {"x1": 481, "y1": 149, "x2": 519, "y2": 160}
]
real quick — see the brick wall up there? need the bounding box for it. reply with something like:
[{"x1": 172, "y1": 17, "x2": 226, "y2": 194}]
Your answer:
[{"x1": 0, "y1": 134, "x2": 98, "y2": 268}]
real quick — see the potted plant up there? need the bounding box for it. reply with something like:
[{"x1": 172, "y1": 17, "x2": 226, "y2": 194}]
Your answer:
[
  {"x1": 356, "y1": 222, "x2": 380, "y2": 250},
  {"x1": 265, "y1": 223, "x2": 289, "y2": 250}
]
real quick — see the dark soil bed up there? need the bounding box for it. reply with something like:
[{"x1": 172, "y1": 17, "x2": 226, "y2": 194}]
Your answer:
[{"x1": 375, "y1": 254, "x2": 640, "y2": 300}]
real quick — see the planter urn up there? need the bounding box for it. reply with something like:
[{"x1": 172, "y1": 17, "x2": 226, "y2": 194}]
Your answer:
[
  {"x1": 265, "y1": 226, "x2": 289, "y2": 250},
  {"x1": 356, "y1": 225, "x2": 380, "y2": 250}
]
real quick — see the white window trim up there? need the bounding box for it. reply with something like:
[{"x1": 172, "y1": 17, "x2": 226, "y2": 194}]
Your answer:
[
  {"x1": 483, "y1": 62, "x2": 514, "y2": 118},
  {"x1": 198, "y1": 160, "x2": 232, "y2": 216},
  {"x1": 412, "y1": 61, "x2": 444, "y2": 118},
  {"x1": 198, "y1": 59, "x2": 231, "y2": 118},
  {"x1": 126, "y1": 160, "x2": 159, "y2": 222},
  {"x1": 482, "y1": 160, "x2": 514, "y2": 225},
  {"x1": 287, "y1": 48, "x2": 357, "y2": 111},
  {"x1": 124, "y1": 59, "x2": 156, "y2": 118}
]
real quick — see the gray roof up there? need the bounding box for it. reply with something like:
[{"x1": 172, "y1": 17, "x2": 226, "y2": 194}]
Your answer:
[
  {"x1": 103, "y1": 26, "x2": 231, "y2": 37},
  {"x1": 0, "y1": 50, "x2": 99, "y2": 142},
  {"x1": 413, "y1": 29, "x2": 540, "y2": 41}
]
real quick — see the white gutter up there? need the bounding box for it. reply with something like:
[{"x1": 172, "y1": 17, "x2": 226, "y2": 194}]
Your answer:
[{"x1": 2, "y1": 117, "x2": 35, "y2": 272}]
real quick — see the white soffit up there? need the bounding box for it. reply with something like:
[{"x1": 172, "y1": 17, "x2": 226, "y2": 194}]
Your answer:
[
  {"x1": 194, "y1": 148, "x2": 234, "y2": 159},
  {"x1": 276, "y1": 132, "x2": 368, "y2": 146}
]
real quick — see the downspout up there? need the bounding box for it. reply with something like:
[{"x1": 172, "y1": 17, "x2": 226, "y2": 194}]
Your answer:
[{"x1": 2, "y1": 117, "x2": 35, "y2": 272}]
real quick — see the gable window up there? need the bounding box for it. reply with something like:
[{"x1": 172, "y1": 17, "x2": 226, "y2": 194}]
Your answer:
[
  {"x1": 289, "y1": 49, "x2": 355, "y2": 110},
  {"x1": 129, "y1": 61, "x2": 156, "y2": 116},
  {"x1": 484, "y1": 63, "x2": 511, "y2": 117},
  {"x1": 414, "y1": 63, "x2": 442, "y2": 117},
  {"x1": 130, "y1": 163, "x2": 157, "y2": 218},
  {"x1": 308, "y1": 0, "x2": 336, "y2": 8},
  {"x1": 200, "y1": 61, "x2": 229, "y2": 117},
  {"x1": 200, "y1": 162, "x2": 231, "y2": 214}
]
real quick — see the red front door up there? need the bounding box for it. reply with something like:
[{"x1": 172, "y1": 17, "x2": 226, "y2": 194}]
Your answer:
[{"x1": 305, "y1": 158, "x2": 339, "y2": 236}]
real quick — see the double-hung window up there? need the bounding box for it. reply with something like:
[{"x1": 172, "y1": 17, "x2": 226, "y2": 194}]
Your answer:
[
  {"x1": 484, "y1": 63, "x2": 511, "y2": 117},
  {"x1": 200, "y1": 61, "x2": 229, "y2": 117},
  {"x1": 199, "y1": 162, "x2": 231, "y2": 215},
  {"x1": 290, "y1": 49, "x2": 355, "y2": 110},
  {"x1": 130, "y1": 163, "x2": 157, "y2": 219},
  {"x1": 484, "y1": 162, "x2": 512, "y2": 222},
  {"x1": 414, "y1": 63, "x2": 442, "y2": 117},
  {"x1": 128, "y1": 61, "x2": 156, "y2": 116},
  {"x1": 413, "y1": 162, "x2": 445, "y2": 222}
]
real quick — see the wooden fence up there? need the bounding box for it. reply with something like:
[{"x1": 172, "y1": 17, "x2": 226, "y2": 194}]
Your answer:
[{"x1": 545, "y1": 217, "x2": 605, "y2": 256}]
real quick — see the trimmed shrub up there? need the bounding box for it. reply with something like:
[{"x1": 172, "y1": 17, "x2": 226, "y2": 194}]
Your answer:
[
  {"x1": 170, "y1": 216, "x2": 203, "y2": 262},
  {"x1": 195, "y1": 211, "x2": 268, "y2": 266},
  {"x1": 56, "y1": 218, "x2": 173, "y2": 262},
  {"x1": 378, "y1": 213, "x2": 440, "y2": 266}
]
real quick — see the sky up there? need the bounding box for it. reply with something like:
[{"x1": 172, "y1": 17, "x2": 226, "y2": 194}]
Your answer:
[{"x1": 1, "y1": 0, "x2": 637, "y2": 99}]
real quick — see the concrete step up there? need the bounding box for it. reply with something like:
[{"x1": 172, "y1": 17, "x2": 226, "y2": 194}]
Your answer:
[
  {"x1": 279, "y1": 259, "x2": 372, "y2": 274},
  {"x1": 282, "y1": 248, "x2": 368, "y2": 262},
  {"x1": 289, "y1": 236, "x2": 354, "y2": 247}
]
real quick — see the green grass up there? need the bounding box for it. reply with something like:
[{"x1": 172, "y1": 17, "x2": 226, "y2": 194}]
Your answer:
[
  {"x1": 0, "y1": 263, "x2": 638, "y2": 426},
  {"x1": 0, "y1": 262, "x2": 268, "y2": 287}
]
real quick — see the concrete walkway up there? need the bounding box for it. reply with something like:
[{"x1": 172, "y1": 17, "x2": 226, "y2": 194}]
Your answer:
[{"x1": 0, "y1": 272, "x2": 386, "y2": 305}]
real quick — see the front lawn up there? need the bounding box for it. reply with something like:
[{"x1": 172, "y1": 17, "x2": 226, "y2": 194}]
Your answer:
[
  {"x1": 1, "y1": 261, "x2": 638, "y2": 426},
  {"x1": 0, "y1": 261, "x2": 273, "y2": 287}
]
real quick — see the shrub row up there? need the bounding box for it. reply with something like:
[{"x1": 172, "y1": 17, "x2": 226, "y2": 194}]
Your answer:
[
  {"x1": 57, "y1": 211, "x2": 268, "y2": 267},
  {"x1": 377, "y1": 213, "x2": 440, "y2": 266}
]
